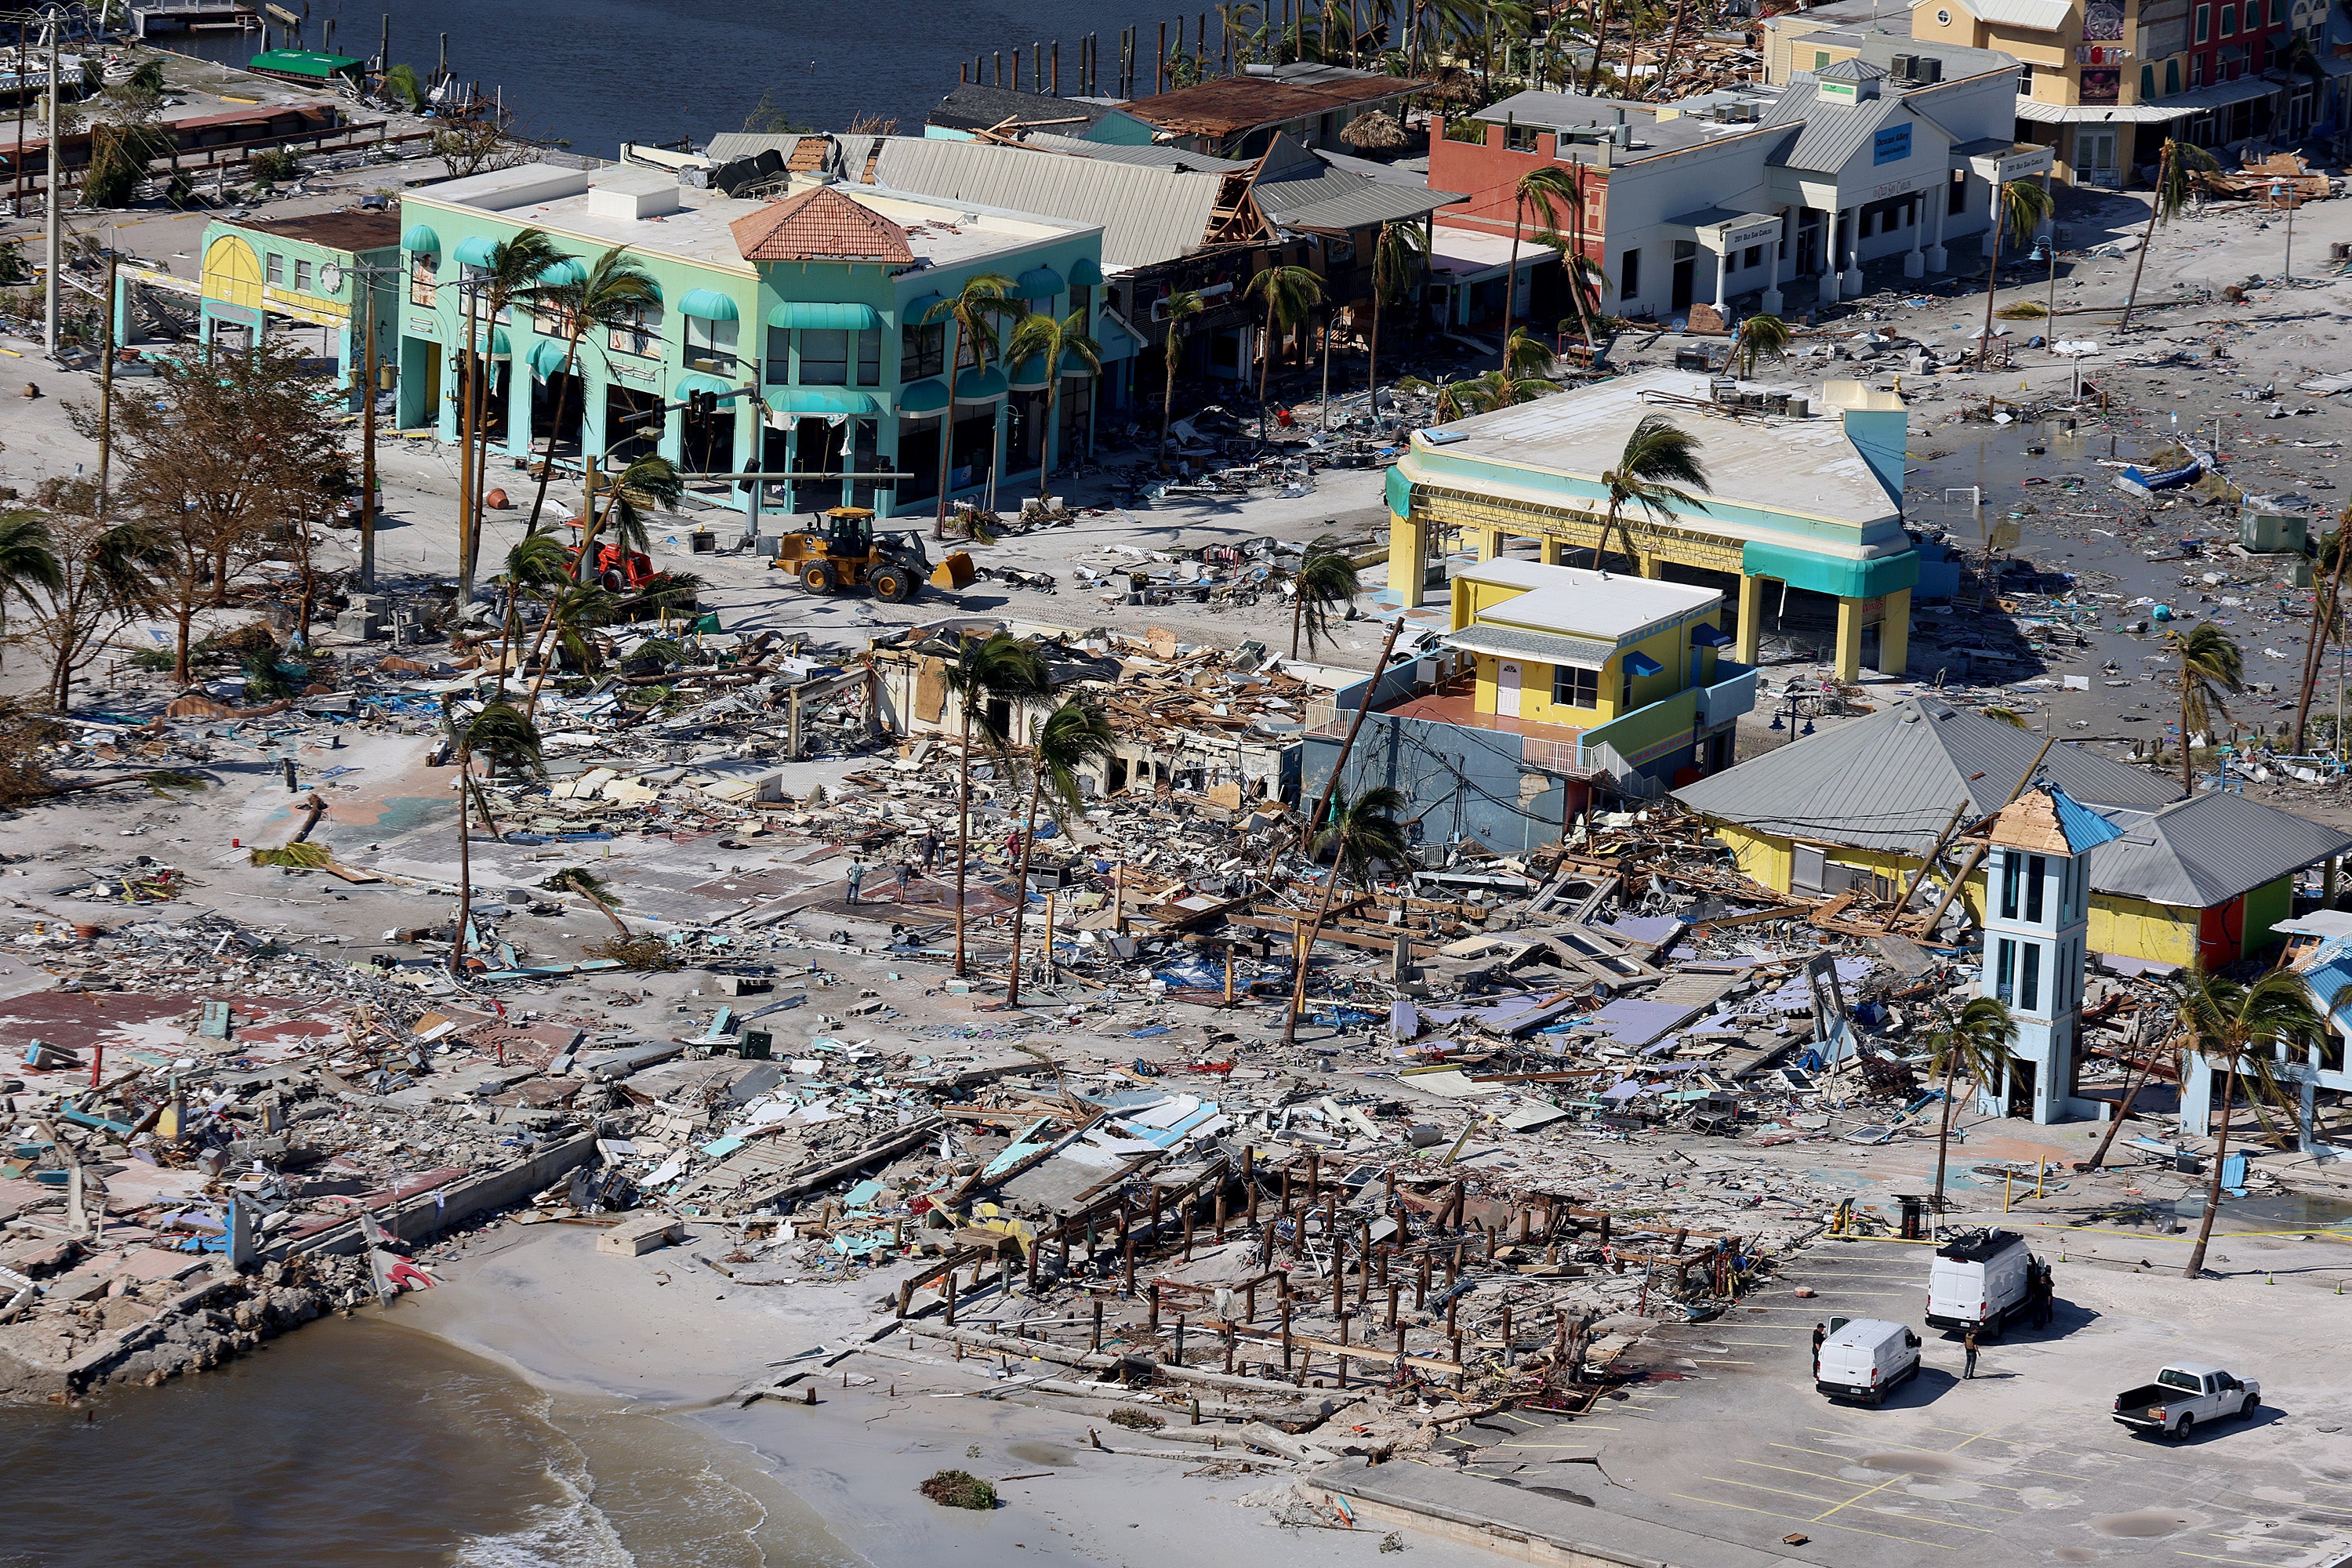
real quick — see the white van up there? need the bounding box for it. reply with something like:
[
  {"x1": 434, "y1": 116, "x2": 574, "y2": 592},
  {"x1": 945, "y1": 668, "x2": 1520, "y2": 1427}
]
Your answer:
[
  {"x1": 1816, "y1": 1318, "x2": 1922, "y2": 1406},
  {"x1": 1927, "y1": 1228, "x2": 2034, "y2": 1336}
]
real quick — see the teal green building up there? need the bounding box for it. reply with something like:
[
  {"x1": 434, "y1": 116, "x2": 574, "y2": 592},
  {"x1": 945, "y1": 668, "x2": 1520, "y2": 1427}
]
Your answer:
[{"x1": 396, "y1": 163, "x2": 1115, "y2": 519}]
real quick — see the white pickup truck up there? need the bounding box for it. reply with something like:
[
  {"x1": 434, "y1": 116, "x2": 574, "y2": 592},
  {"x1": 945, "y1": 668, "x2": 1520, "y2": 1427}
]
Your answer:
[{"x1": 2111, "y1": 1363, "x2": 2260, "y2": 1439}]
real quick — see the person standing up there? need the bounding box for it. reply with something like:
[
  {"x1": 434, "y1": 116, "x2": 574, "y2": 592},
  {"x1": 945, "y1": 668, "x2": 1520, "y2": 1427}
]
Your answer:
[
  {"x1": 845, "y1": 859, "x2": 866, "y2": 906},
  {"x1": 895, "y1": 862, "x2": 912, "y2": 902},
  {"x1": 1811, "y1": 1322, "x2": 1827, "y2": 1377},
  {"x1": 1962, "y1": 1325, "x2": 1980, "y2": 1380}
]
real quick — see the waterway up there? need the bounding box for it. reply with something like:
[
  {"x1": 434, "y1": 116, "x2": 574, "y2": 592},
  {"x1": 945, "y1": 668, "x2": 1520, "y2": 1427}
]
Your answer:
[
  {"x1": 157, "y1": 0, "x2": 1227, "y2": 157},
  {"x1": 0, "y1": 1314, "x2": 833, "y2": 1568}
]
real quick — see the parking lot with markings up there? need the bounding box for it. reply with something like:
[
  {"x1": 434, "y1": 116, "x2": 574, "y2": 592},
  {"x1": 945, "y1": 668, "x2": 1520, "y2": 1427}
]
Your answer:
[{"x1": 1436, "y1": 1235, "x2": 2352, "y2": 1567}]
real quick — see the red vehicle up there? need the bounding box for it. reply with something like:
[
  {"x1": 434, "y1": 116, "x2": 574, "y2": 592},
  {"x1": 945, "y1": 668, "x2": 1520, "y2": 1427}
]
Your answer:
[{"x1": 561, "y1": 518, "x2": 659, "y2": 592}]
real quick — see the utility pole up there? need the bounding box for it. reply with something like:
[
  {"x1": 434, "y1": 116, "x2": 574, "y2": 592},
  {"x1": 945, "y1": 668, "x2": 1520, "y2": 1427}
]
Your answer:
[
  {"x1": 12, "y1": 22, "x2": 25, "y2": 220},
  {"x1": 96, "y1": 246, "x2": 117, "y2": 510},
  {"x1": 44, "y1": 7, "x2": 62, "y2": 360},
  {"x1": 360, "y1": 265, "x2": 379, "y2": 586}
]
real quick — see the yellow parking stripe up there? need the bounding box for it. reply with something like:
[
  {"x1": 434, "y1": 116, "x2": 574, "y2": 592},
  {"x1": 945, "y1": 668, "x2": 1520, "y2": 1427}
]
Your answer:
[{"x1": 1669, "y1": 1490, "x2": 1958, "y2": 1548}]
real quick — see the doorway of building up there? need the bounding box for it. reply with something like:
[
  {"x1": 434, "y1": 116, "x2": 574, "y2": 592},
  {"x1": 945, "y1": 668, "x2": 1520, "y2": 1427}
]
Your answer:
[
  {"x1": 1497, "y1": 660, "x2": 1523, "y2": 717},
  {"x1": 2076, "y1": 129, "x2": 2118, "y2": 187},
  {"x1": 1671, "y1": 241, "x2": 1697, "y2": 312},
  {"x1": 2007, "y1": 1056, "x2": 2037, "y2": 1118}
]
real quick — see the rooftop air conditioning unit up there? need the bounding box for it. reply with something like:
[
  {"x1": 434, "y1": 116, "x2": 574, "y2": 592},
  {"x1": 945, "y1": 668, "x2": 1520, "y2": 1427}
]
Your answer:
[
  {"x1": 1915, "y1": 55, "x2": 1944, "y2": 82},
  {"x1": 1889, "y1": 53, "x2": 1919, "y2": 79}
]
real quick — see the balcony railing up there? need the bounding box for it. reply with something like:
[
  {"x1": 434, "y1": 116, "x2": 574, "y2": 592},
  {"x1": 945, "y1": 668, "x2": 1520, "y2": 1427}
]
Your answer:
[{"x1": 1697, "y1": 662, "x2": 1759, "y2": 727}]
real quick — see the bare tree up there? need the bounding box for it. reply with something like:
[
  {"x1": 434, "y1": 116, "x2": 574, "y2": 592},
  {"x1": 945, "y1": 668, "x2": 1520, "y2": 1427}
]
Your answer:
[
  {"x1": 79, "y1": 343, "x2": 346, "y2": 681},
  {"x1": 13, "y1": 498, "x2": 167, "y2": 712},
  {"x1": 430, "y1": 102, "x2": 538, "y2": 180}
]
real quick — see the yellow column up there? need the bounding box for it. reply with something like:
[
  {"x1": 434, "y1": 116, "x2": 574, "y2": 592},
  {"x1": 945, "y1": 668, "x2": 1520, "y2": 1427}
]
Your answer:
[
  {"x1": 1639, "y1": 554, "x2": 1663, "y2": 579},
  {"x1": 1834, "y1": 597, "x2": 1864, "y2": 683},
  {"x1": 1877, "y1": 586, "x2": 1911, "y2": 676},
  {"x1": 1540, "y1": 533, "x2": 1565, "y2": 566},
  {"x1": 1476, "y1": 527, "x2": 1504, "y2": 561},
  {"x1": 1387, "y1": 510, "x2": 1425, "y2": 608},
  {"x1": 1736, "y1": 573, "x2": 1765, "y2": 666}
]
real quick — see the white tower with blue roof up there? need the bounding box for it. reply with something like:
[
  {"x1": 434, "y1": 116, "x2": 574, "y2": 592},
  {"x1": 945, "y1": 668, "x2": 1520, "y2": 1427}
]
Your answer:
[{"x1": 1979, "y1": 783, "x2": 2123, "y2": 1123}]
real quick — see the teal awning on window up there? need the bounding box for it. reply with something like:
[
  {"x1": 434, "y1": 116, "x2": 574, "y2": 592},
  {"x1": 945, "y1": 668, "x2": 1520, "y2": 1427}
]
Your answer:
[
  {"x1": 954, "y1": 365, "x2": 1007, "y2": 401},
  {"x1": 462, "y1": 325, "x2": 511, "y2": 359},
  {"x1": 1067, "y1": 256, "x2": 1104, "y2": 287},
  {"x1": 898, "y1": 377, "x2": 949, "y2": 415},
  {"x1": 538, "y1": 258, "x2": 586, "y2": 287},
  {"x1": 1007, "y1": 350, "x2": 1097, "y2": 388},
  {"x1": 767, "y1": 301, "x2": 880, "y2": 331},
  {"x1": 671, "y1": 370, "x2": 736, "y2": 399},
  {"x1": 527, "y1": 338, "x2": 573, "y2": 380},
  {"x1": 677, "y1": 288, "x2": 739, "y2": 322},
  {"x1": 1015, "y1": 264, "x2": 1065, "y2": 300},
  {"x1": 1624, "y1": 652, "x2": 1665, "y2": 677},
  {"x1": 401, "y1": 223, "x2": 440, "y2": 255},
  {"x1": 777, "y1": 387, "x2": 880, "y2": 416},
  {"x1": 454, "y1": 234, "x2": 499, "y2": 267},
  {"x1": 902, "y1": 292, "x2": 946, "y2": 325}
]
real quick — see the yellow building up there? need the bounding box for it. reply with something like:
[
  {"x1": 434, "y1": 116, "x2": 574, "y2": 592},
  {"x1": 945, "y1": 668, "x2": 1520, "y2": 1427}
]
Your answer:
[{"x1": 1674, "y1": 695, "x2": 2352, "y2": 968}]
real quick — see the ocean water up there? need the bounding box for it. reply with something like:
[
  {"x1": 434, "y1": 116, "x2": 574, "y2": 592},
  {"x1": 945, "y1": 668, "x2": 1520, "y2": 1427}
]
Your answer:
[
  {"x1": 0, "y1": 1315, "x2": 827, "y2": 1568},
  {"x1": 156, "y1": 0, "x2": 1210, "y2": 155}
]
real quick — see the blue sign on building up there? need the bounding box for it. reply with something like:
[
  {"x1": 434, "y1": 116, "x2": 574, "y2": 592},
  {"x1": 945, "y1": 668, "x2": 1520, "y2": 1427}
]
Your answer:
[{"x1": 1874, "y1": 123, "x2": 1912, "y2": 165}]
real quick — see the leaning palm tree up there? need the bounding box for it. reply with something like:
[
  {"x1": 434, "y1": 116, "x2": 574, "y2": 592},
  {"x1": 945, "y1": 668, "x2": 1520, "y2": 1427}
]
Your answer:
[
  {"x1": 1504, "y1": 328, "x2": 1555, "y2": 380},
  {"x1": 1595, "y1": 414, "x2": 1709, "y2": 568},
  {"x1": 0, "y1": 510, "x2": 64, "y2": 674},
  {"x1": 937, "y1": 630, "x2": 1051, "y2": 978},
  {"x1": 2175, "y1": 968, "x2": 2323, "y2": 1279},
  {"x1": 1501, "y1": 165, "x2": 1577, "y2": 365},
  {"x1": 448, "y1": 699, "x2": 543, "y2": 978},
  {"x1": 1288, "y1": 534, "x2": 1361, "y2": 660},
  {"x1": 1976, "y1": 178, "x2": 2054, "y2": 368},
  {"x1": 1730, "y1": 310, "x2": 1791, "y2": 379},
  {"x1": 492, "y1": 527, "x2": 572, "y2": 696},
  {"x1": 2122, "y1": 137, "x2": 2221, "y2": 329},
  {"x1": 1243, "y1": 263, "x2": 1324, "y2": 440},
  {"x1": 1006, "y1": 699, "x2": 1116, "y2": 1007},
  {"x1": 1004, "y1": 307, "x2": 1102, "y2": 514},
  {"x1": 517, "y1": 454, "x2": 681, "y2": 716},
  {"x1": 1443, "y1": 367, "x2": 1554, "y2": 416},
  {"x1": 1532, "y1": 229, "x2": 1606, "y2": 361},
  {"x1": 522, "y1": 246, "x2": 660, "y2": 536},
  {"x1": 1157, "y1": 288, "x2": 1206, "y2": 474},
  {"x1": 2291, "y1": 511, "x2": 2351, "y2": 757},
  {"x1": 2165, "y1": 621, "x2": 2241, "y2": 794},
  {"x1": 1366, "y1": 220, "x2": 1425, "y2": 397},
  {"x1": 460, "y1": 228, "x2": 564, "y2": 601},
  {"x1": 1283, "y1": 784, "x2": 1411, "y2": 1044},
  {"x1": 923, "y1": 273, "x2": 1019, "y2": 535},
  {"x1": 1925, "y1": 996, "x2": 2020, "y2": 1216},
  {"x1": 543, "y1": 865, "x2": 630, "y2": 938}
]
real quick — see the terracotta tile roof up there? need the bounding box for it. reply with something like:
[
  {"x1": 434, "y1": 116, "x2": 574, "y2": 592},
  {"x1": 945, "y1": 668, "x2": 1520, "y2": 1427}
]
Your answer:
[{"x1": 730, "y1": 184, "x2": 915, "y2": 263}]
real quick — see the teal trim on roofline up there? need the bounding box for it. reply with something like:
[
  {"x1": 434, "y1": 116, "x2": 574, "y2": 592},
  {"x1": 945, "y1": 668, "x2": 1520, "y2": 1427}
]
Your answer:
[{"x1": 1741, "y1": 540, "x2": 1919, "y2": 600}]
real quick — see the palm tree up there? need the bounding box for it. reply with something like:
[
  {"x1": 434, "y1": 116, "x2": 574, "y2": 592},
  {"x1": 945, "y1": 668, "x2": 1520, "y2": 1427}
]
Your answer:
[
  {"x1": 1006, "y1": 699, "x2": 1116, "y2": 1007},
  {"x1": 522, "y1": 246, "x2": 660, "y2": 537},
  {"x1": 1976, "y1": 178, "x2": 2054, "y2": 368},
  {"x1": 1595, "y1": 414, "x2": 1709, "y2": 568},
  {"x1": 1730, "y1": 311, "x2": 1791, "y2": 379},
  {"x1": 381, "y1": 62, "x2": 425, "y2": 111},
  {"x1": 521, "y1": 580, "x2": 624, "y2": 716},
  {"x1": 1283, "y1": 784, "x2": 1411, "y2": 1044},
  {"x1": 2174, "y1": 968, "x2": 2323, "y2": 1278},
  {"x1": 1925, "y1": 996, "x2": 2020, "y2": 1215},
  {"x1": 1004, "y1": 307, "x2": 1103, "y2": 514},
  {"x1": 1367, "y1": 221, "x2": 1425, "y2": 398},
  {"x1": 1501, "y1": 165, "x2": 1577, "y2": 365},
  {"x1": 1504, "y1": 328, "x2": 1555, "y2": 380},
  {"x1": 1243, "y1": 263, "x2": 1324, "y2": 440},
  {"x1": 459, "y1": 228, "x2": 564, "y2": 602},
  {"x1": 2291, "y1": 510, "x2": 2351, "y2": 757},
  {"x1": 1535, "y1": 229, "x2": 1606, "y2": 361},
  {"x1": 543, "y1": 865, "x2": 630, "y2": 938},
  {"x1": 448, "y1": 699, "x2": 543, "y2": 978},
  {"x1": 2165, "y1": 622, "x2": 2241, "y2": 793},
  {"x1": 923, "y1": 274, "x2": 1019, "y2": 535},
  {"x1": 1288, "y1": 534, "x2": 1362, "y2": 660},
  {"x1": 492, "y1": 527, "x2": 572, "y2": 695},
  {"x1": 937, "y1": 630, "x2": 1051, "y2": 978},
  {"x1": 0, "y1": 511, "x2": 64, "y2": 674},
  {"x1": 1157, "y1": 289, "x2": 1206, "y2": 474},
  {"x1": 1439, "y1": 367, "x2": 1553, "y2": 417},
  {"x1": 2122, "y1": 137, "x2": 2220, "y2": 329}
]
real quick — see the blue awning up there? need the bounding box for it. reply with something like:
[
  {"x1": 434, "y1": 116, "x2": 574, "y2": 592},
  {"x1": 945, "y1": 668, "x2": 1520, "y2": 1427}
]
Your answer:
[
  {"x1": 898, "y1": 377, "x2": 949, "y2": 416},
  {"x1": 776, "y1": 387, "x2": 880, "y2": 416},
  {"x1": 767, "y1": 301, "x2": 880, "y2": 331},
  {"x1": 454, "y1": 234, "x2": 499, "y2": 267},
  {"x1": 538, "y1": 258, "x2": 586, "y2": 287},
  {"x1": 677, "y1": 288, "x2": 739, "y2": 321},
  {"x1": 954, "y1": 365, "x2": 1007, "y2": 401},
  {"x1": 1015, "y1": 264, "x2": 1065, "y2": 301},
  {"x1": 1624, "y1": 651, "x2": 1665, "y2": 677},
  {"x1": 1690, "y1": 623, "x2": 1734, "y2": 649},
  {"x1": 1007, "y1": 350, "x2": 1098, "y2": 388},
  {"x1": 902, "y1": 292, "x2": 946, "y2": 325},
  {"x1": 672, "y1": 370, "x2": 736, "y2": 399},
  {"x1": 401, "y1": 223, "x2": 441, "y2": 255},
  {"x1": 1067, "y1": 256, "x2": 1105, "y2": 287},
  {"x1": 527, "y1": 338, "x2": 573, "y2": 380},
  {"x1": 458, "y1": 324, "x2": 510, "y2": 359}
]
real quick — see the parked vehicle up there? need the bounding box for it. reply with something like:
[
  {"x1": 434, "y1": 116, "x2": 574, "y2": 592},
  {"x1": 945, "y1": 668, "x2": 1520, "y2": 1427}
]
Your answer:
[
  {"x1": 2112, "y1": 1364, "x2": 2261, "y2": 1439},
  {"x1": 1927, "y1": 1227, "x2": 2035, "y2": 1336},
  {"x1": 1816, "y1": 1318, "x2": 1922, "y2": 1406}
]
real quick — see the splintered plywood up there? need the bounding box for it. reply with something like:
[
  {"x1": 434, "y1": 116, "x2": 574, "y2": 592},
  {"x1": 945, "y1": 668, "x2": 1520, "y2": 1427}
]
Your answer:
[{"x1": 915, "y1": 658, "x2": 948, "y2": 724}]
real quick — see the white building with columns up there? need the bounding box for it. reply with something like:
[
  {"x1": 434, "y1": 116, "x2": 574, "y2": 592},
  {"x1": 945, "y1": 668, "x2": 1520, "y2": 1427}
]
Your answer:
[{"x1": 1436, "y1": 35, "x2": 2049, "y2": 325}]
